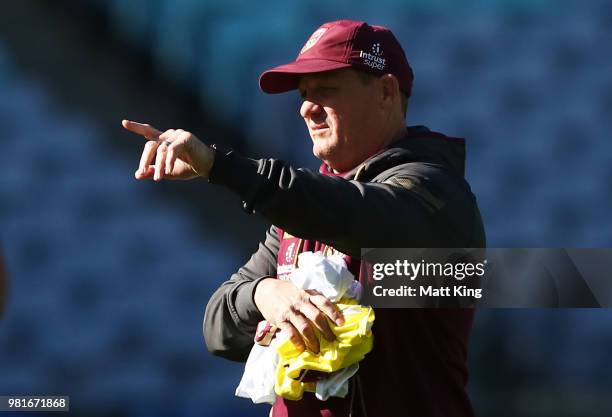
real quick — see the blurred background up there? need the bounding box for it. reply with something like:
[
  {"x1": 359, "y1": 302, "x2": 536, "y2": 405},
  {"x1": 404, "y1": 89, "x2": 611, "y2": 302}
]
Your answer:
[{"x1": 0, "y1": 0, "x2": 611, "y2": 416}]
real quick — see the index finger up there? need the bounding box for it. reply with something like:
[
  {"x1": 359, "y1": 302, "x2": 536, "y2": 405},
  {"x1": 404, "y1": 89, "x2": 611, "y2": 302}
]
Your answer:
[
  {"x1": 122, "y1": 119, "x2": 162, "y2": 140},
  {"x1": 306, "y1": 290, "x2": 345, "y2": 325}
]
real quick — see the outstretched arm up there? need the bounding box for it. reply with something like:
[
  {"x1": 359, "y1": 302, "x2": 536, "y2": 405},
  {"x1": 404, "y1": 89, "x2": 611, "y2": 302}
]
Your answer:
[{"x1": 123, "y1": 120, "x2": 458, "y2": 256}]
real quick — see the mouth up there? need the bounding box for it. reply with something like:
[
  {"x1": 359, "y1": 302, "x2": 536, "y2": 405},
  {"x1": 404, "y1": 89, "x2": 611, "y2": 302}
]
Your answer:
[{"x1": 310, "y1": 123, "x2": 329, "y2": 133}]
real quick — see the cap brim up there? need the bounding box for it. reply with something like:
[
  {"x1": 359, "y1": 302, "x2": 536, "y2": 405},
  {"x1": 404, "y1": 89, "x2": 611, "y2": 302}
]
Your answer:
[{"x1": 259, "y1": 59, "x2": 352, "y2": 94}]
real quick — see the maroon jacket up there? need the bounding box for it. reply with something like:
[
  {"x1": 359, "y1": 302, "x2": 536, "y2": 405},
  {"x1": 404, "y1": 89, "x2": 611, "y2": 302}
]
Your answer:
[{"x1": 204, "y1": 126, "x2": 486, "y2": 416}]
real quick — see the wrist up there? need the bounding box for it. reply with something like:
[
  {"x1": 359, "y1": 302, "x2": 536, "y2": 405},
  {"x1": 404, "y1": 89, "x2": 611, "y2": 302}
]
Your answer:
[
  {"x1": 254, "y1": 277, "x2": 277, "y2": 311},
  {"x1": 193, "y1": 142, "x2": 216, "y2": 178}
]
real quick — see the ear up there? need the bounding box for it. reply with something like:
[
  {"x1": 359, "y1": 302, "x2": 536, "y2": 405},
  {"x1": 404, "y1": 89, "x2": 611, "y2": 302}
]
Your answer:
[{"x1": 379, "y1": 74, "x2": 400, "y2": 111}]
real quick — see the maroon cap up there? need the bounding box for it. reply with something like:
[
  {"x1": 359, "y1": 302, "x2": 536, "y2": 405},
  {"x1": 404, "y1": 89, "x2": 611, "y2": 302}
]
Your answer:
[{"x1": 259, "y1": 20, "x2": 414, "y2": 97}]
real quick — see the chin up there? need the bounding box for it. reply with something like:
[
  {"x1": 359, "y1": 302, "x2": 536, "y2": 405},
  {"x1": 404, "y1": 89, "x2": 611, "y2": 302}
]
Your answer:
[
  {"x1": 312, "y1": 141, "x2": 331, "y2": 158},
  {"x1": 312, "y1": 146, "x2": 326, "y2": 162},
  {"x1": 311, "y1": 136, "x2": 336, "y2": 158}
]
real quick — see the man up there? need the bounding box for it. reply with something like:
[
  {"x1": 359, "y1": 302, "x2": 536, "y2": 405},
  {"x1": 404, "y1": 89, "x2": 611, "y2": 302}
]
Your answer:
[{"x1": 124, "y1": 19, "x2": 485, "y2": 417}]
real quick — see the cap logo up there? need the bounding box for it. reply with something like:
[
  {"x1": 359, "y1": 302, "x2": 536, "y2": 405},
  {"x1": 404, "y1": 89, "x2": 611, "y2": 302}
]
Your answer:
[
  {"x1": 372, "y1": 42, "x2": 382, "y2": 56},
  {"x1": 300, "y1": 27, "x2": 328, "y2": 54},
  {"x1": 359, "y1": 42, "x2": 386, "y2": 71}
]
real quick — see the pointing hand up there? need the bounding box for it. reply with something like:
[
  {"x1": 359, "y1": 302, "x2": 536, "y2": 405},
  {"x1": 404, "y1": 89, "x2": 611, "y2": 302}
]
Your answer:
[{"x1": 122, "y1": 120, "x2": 215, "y2": 181}]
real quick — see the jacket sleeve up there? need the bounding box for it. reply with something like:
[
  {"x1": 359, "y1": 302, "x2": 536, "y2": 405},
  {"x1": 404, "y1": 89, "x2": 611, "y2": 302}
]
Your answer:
[
  {"x1": 203, "y1": 225, "x2": 279, "y2": 362},
  {"x1": 209, "y1": 153, "x2": 469, "y2": 256}
]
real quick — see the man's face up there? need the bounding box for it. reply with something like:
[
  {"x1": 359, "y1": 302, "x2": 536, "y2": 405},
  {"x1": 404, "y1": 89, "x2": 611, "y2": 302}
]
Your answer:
[{"x1": 298, "y1": 68, "x2": 385, "y2": 172}]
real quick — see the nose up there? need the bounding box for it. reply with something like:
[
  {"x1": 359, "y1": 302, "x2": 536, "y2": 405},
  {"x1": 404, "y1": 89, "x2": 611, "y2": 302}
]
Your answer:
[{"x1": 300, "y1": 99, "x2": 323, "y2": 119}]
